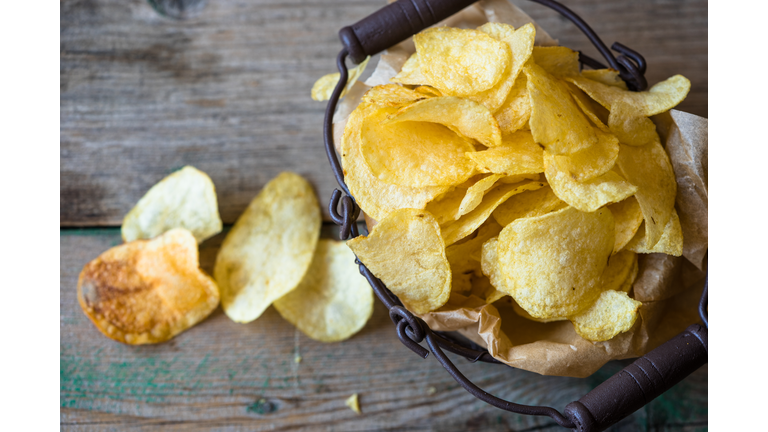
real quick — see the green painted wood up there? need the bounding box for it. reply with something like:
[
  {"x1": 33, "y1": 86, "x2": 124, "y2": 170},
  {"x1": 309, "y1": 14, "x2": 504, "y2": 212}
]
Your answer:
[{"x1": 60, "y1": 229, "x2": 707, "y2": 431}]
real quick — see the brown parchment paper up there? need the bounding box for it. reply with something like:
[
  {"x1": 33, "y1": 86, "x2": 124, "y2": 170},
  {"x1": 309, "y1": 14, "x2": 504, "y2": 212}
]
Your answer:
[{"x1": 333, "y1": 0, "x2": 708, "y2": 378}]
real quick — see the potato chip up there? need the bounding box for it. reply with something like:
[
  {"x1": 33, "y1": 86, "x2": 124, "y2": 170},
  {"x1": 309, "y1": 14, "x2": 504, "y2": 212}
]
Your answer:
[
  {"x1": 550, "y1": 128, "x2": 619, "y2": 182},
  {"x1": 526, "y1": 62, "x2": 597, "y2": 155},
  {"x1": 78, "y1": 228, "x2": 219, "y2": 344},
  {"x1": 566, "y1": 74, "x2": 690, "y2": 116},
  {"x1": 391, "y1": 52, "x2": 428, "y2": 86},
  {"x1": 273, "y1": 240, "x2": 373, "y2": 342},
  {"x1": 467, "y1": 130, "x2": 544, "y2": 176},
  {"x1": 362, "y1": 84, "x2": 429, "y2": 108},
  {"x1": 341, "y1": 102, "x2": 450, "y2": 222},
  {"x1": 580, "y1": 69, "x2": 627, "y2": 90},
  {"x1": 347, "y1": 209, "x2": 451, "y2": 314},
  {"x1": 470, "y1": 23, "x2": 535, "y2": 112},
  {"x1": 495, "y1": 74, "x2": 531, "y2": 135},
  {"x1": 567, "y1": 83, "x2": 610, "y2": 132},
  {"x1": 384, "y1": 96, "x2": 502, "y2": 148},
  {"x1": 626, "y1": 209, "x2": 684, "y2": 256},
  {"x1": 497, "y1": 206, "x2": 614, "y2": 318},
  {"x1": 414, "y1": 27, "x2": 510, "y2": 96},
  {"x1": 311, "y1": 56, "x2": 371, "y2": 101},
  {"x1": 570, "y1": 290, "x2": 641, "y2": 342},
  {"x1": 457, "y1": 174, "x2": 505, "y2": 218},
  {"x1": 618, "y1": 254, "x2": 639, "y2": 293},
  {"x1": 608, "y1": 99, "x2": 660, "y2": 146},
  {"x1": 544, "y1": 152, "x2": 638, "y2": 212},
  {"x1": 532, "y1": 46, "x2": 580, "y2": 78},
  {"x1": 608, "y1": 197, "x2": 644, "y2": 254},
  {"x1": 442, "y1": 180, "x2": 545, "y2": 246},
  {"x1": 512, "y1": 302, "x2": 565, "y2": 323},
  {"x1": 492, "y1": 185, "x2": 567, "y2": 226},
  {"x1": 599, "y1": 250, "x2": 638, "y2": 292},
  {"x1": 447, "y1": 219, "x2": 503, "y2": 293},
  {"x1": 470, "y1": 274, "x2": 507, "y2": 304},
  {"x1": 414, "y1": 86, "x2": 443, "y2": 97},
  {"x1": 345, "y1": 394, "x2": 361, "y2": 414},
  {"x1": 361, "y1": 106, "x2": 477, "y2": 188},
  {"x1": 214, "y1": 172, "x2": 321, "y2": 323},
  {"x1": 122, "y1": 166, "x2": 222, "y2": 244},
  {"x1": 498, "y1": 173, "x2": 541, "y2": 184},
  {"x1": 615, "y1": 140, "x2": 677, "y2": 247}
]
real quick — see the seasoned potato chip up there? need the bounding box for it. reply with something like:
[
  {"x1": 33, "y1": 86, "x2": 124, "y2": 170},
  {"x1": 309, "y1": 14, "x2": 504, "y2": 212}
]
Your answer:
[
  {"x1": 567, "y1": 83, "x2": 610, "y2": 132},
  {"x1": 391, "y1": 52, "x2": 428, "y2": 86},
  {"x1": 544, "y1": 152, "x2": 637, "y2": 212},
  {"x1": 566, "y1": 74, "x2": 690, "y2": 116},
  {"x1": 608, "y1": 197, "x2": 644, "y2": 253},
  {"x1": 442, "y1": 180, "x2": 545, "y2": 246},
  {"x1": 526, "y1": 62, "x2": 597, "y2": 155},
  {"x1": 311, "y1": 56, "x2": 371, "y2": 102},
  {"x1": 447, "y1": 219, "x2": 503, "y2": 293},
  {"x1": 492, "y1": 185, "x2": 567, "y2": 226},
  {"x1": 532, "y1": 46, "x2": 580, "y2": 78},
  {"x1": 384, "y1": 97, "x2": 502, "y2": 148},
  {"x1": 362, "y1": 84, "x2": 429, "y2": 108},
  {"x1": 580, "y1": 69, "x2": 628, "y2": 90},
  {"x1": 361, "y1": 106, "x2": 477, "y2": 188},
  {"x1": 615, "y1": 140, "x2": 677, "y2": 247},
  {"x1": 495, "y1": 74, "x2": 531, "y2": 135},
  {"x1": 273, "y1": 240, "x2": 373, "y2": 342},
  {"x1": 467, "y1": 130, "x2": 544, "y2": 176},
  {"x1": 550, "y1": 128, "x2": 619, "y2": 182},
  {"x1": 457, "y1": 174, "x2": 505, "y2": 218},
  {"x1": 626, "y1": 209, "x2": 683, "y2": 256},
  {"x1": 471, "y1": 23, "x2": 535, "y2": 112},
  {"x1": 608, "y1": 99, "x2": 660, "y2": 147},
  {"x1": 414, "y1": 86, "x2": 443, "y2": 97},
  {"x1": 78, "y1": 228, "x2": 219, "y2": 345},
  {"x1": 122, "y1": 166, "x2": 222, "y2": 244},
  {"x1": 347, "y1": 209, "x2": 451, "y2": 314},
  {"x1": 599, "y1": 250, "x2": 638, "y2": 292},
  {"x1": 415, "y1": 27, "x2": 510, "y2": 96},
  {"x1": 570, "y1": 290, "x2": 641, "y2": 342},
  {"x1": 215, "y1": 172, "x2": 321, "y2": 323},
  {"x1": 342, "y1": 102, "x2": 450, "y2": 222},
  {"x1": 497, "y1": 206, "x2": 615, "y2": 318}
]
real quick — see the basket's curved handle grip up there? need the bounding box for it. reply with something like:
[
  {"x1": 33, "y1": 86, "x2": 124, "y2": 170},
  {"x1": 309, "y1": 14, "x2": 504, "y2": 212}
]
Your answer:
[
  {"x1": 564, "y1": 324, "x2": 708, "y2": 432},
  {"x1": 339, "y1": 0, "x2": 479, "y2": 64}
]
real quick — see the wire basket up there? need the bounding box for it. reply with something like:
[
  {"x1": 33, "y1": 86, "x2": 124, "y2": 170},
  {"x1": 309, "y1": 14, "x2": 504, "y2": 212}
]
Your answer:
[{"x1": 322, "y1": 1, "x2": 708, "y2": 430}]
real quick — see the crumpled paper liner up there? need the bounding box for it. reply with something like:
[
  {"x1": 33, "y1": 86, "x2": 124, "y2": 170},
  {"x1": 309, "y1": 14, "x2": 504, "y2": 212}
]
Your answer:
[{"x1": 333, "y1": 0, "x2": 707, "y2": 378}]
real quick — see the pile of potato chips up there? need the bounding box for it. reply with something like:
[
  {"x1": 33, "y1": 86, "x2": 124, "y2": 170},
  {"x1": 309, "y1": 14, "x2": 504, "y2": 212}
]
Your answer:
[
  {"x1": 321, "y1": 22, "x2": 689, "y2": 342},
  {"x1": 78, "y1": 168, "x2": 373, "y2": 344}
]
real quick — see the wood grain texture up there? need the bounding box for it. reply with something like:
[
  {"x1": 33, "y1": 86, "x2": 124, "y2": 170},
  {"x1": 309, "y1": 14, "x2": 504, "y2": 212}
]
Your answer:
[
  {"x1": 60, "y1": 229, "x2": 708, "y2": 431},
  {"x1": 60, "y1": 0, "x2": 707, "y2": 226}
]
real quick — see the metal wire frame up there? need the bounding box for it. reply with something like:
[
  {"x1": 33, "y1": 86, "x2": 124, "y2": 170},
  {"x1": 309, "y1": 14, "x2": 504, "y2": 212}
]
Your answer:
[{"x1": 323, "y1": 1, "x2": 706, "y2": 428}]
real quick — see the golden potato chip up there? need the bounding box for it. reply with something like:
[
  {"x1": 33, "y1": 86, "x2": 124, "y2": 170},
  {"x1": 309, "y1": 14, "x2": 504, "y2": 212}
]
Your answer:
[
  {"x1": 414, "y1": 85, "x2": 443, "y2": 97},
  {"x1": 498, "y1": 173, "x2": 541, "y2": 184},
  {"x1": 470, "y1": 23, "x2": 535, "y2": 112},
  {"x1": 273, "y1": 240, "x2": 373, "y2": 342},
  {"x1": 492, "y1": 185, "x2": 567, "y2": 226},
  {"x1": 424, "y1": 181, "x2": 473, "y2": 226},
  {"x1": 495, "y1": 74, "x2": 531, "y2": 135},
  {"x1": 390, "y1": 52, "x2": 428, "y2": 86},
  {"x1": 497, "y1": 206, "x2": 614, "y2": 318},
  {"x1": 345, "y1": 394, "x2": 361, "y2": 414},
  {"x1": 550, "y1": 128, "x2": 619, "y2": 182},
  {"x1": 361, "y1": 106, "x2": 477, "y2": 188},
  {"x1": 619, "y1": 254, "x2": 639, "y2": 293},
  {"x1": 457, "y1": 174, "x2": 505, "y2": 218},
  {"x1": 470, "y1": 275, "x2": 507, "y2": 304},
  {"x1": 512, "y1": 302, "x2": 565, "y2": 323},
  {"x1": 467, "y1": 130, "x2": 544, "y2": 176},
  {"x1": 599, "y1": 250, "x2": 638, "y2": 292},
  {"x1": 544, "y1": 152, "x2": 637, "y2": 212},
  {"x1": 311, "y1": 56, "x2": 371, "y2": 101},
  {"x1": 566, "y1": 74, "x2": 690, "y2": 116},
  {"x1": 442, "y1": 180, "x2": 545, "y2": 246},
  {"x1": 615, "y1": 140, "x2": 677, "y2": 247},
  {"x1": 532, "y1": 46, "x2": 580, "y2": 78},
  {"x1": 341, "y1": 102, "x2": 450, "y2": 222},
  {"x1": 214, "y1": 172, "x2": 321, "y2": 323},
  {"x1": 580, "y1": 69, "x2": 628, "y2": 90},
  {"x1": 447, "y1": 219, "x2": 503, "y2": 293},
  {"x1": 570, "y1": 290, "x2": 641, "y2": 342},
  {"x1": 626, "y1": 209, "x2": 683, "y2": 256},
  {"x1": 362, "y1": 84, "x2": 429, "y2": 108},
  {"x1": 414, "y1": 27, "x2": 510, "y2": 96},
  {"x1": 608, "y1": 99, "x2": 660, "y2": 147},
  {"x1": 78, "y1": 228, "x2": 219, "y2": 345},
  {"x1": 608, "y1": 197, "x2": 644, "y2": 254},
  {"x1": 567, "y1": 83, "x2": 610, "y2": 132},
  {"x1": 122, "y1": 166, "x2": 222, "y2": 244},
  {"x1": 347, "y1": 209, "x2": 451, "y2": 314},
  {"x1": 384, "y1": 96, "x2": 502, "y2": 148},
  {"x1": 526, "y1": 62, "x2": 597, "y2": 155}
]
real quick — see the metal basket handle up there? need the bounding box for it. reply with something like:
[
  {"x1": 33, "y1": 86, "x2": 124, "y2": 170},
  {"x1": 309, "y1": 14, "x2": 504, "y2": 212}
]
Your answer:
[{"x1": 323, "y1": 1, "x2": 708, "y2": 430}]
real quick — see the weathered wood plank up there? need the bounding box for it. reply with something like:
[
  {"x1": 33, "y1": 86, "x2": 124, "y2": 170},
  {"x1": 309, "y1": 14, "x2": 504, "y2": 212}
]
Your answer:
[
  {"x1": 60, "y1": 229, "x2": 708, "y2": 431},
  {"x1": 60, "y1": 0, "x2": 707, "y2": 226}
]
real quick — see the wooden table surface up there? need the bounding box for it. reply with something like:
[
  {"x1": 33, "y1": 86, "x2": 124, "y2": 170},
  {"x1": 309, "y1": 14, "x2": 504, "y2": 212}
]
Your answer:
[{"x1": 60, "y1": 0, "x2": 708, "y2": 430}]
